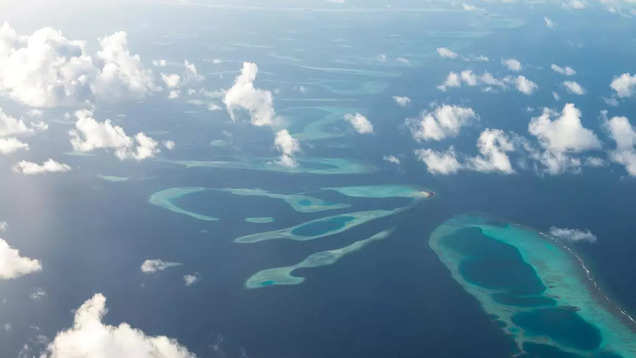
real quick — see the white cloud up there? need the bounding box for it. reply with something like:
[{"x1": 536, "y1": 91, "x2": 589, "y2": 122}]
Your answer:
[
  {"x1": 392, "y1": 96, "x2": 411, "y2": 107},
  {"x1": 563, "y1": 81, "x2": 585, "y2": 95},
  {"x1": 13, "y1": 159, "x2": 71, "y2": 175},
  {"x1": 383, "y1": 155, "x2": 400, "y2": 165},
  {"x1": 544, "y1": 17, "x2": 555, "y2": 28},
  {"x1": 467, "y1": 129, "x2": 515, "y2": 174},
  {"x1": 436, "y1": 47, "x2": 458, "y2": 59},
  {"x1": 563, "y1": 0, "x2": 586, "y2": 9},
  {"x1": 549, "y1": 227, "x2": 597, "y2": 243},
  {"x1": 223, "y1": 62, "x2": 275, "y2": 126},
  {"x1": 0, "y1": 23, "x2": 156, "y2": 107},
  {"x1": 407, "y1": 105, "x2": 477, "y2": 142},
  {"x1": 41, "y1": 293, "x2": 196, "y2": 358},
  {"x1": 610, "y1": 73, "x2": 636, "y2": 98},
  {"x1": 605, "y1": 115, "x2": 636, "y2": 176},
  {"x1": 529, "y1": 103, "x2": 601, "y2": 153},
  {"x1": 30, "y1": 288, "x2": 47, "y2": 301},
  {"x1": 528, "y1": 103, "x2": 601, "y2": 174},
  {"x1": 183, "y1": 273, "x2": 200, "y2": 287},
  {"x1": 438, "y1": 71, "x2": 537, "y2": 95},
  {"x1": 0, "y1": 137, "x2": 28, "y2": 154},
  {"x1": 161, "y1": 73, "x2": 181, "y2": 88},
  {"x1": 514, "y1": 75, "x2": 538, "y2": 95},
  {"x1": 140, "y1": 259, "x2": 182, "y2": 273},
  {"x1": 438, "y1": 72, "x2": 462, "y2": 91},
  {"x1": 502, "y1": 58, "x2": 522, "y2": 72},
  {"x1": 91, "y1": 31, "x2": 157, "y2": 102},
  {"x1": 551, "y1": 64, "x2": 576, "y2": 76},
  {"x1": 414, "y1": 147, "x2": 462, "y2": 175},
  {"x1": 0, "y1": 222, "x2": 6, "y2": 232},
  {"x1": 163, "y1": 140, "x2": 176, "y2": 150},
  {"x1": 69, "y1": 109, "x2": 159, "y2": 160},
  {"x1": 0, "y1": 107, "x2": 44, "y2": 137},
  {"x1": 344, "y1": 113, "x2": 374, "y2": 134},
  {"x1": 274, "y1": 129, "x2": 300, "y2": 167},
  {"x1": 0, "y1": 238, "x2": 41, "y2": 280}
]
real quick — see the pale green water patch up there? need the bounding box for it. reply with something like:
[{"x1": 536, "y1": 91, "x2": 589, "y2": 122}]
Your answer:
[
  {"x1": 148, "y1": 187, "x2": 218, "y2": 221},
  {"x1": 235, "y1": 209, "x2": 402, "y2": 244},
  {"x1": 245, "y1": 229, "x2": 393, "y2": 288},
  {"x1": 324, "y1": 185, "x2": 433, "y2": 199},
  {"x1": 97, "y1": 175, "x2": 129, "y2": 182},
  {"x1": 429, "y1": 214, "x2": 636, "y2": 357},
  {"x1": 245, "y1": 217, "x2": 275, "y2": 224}
]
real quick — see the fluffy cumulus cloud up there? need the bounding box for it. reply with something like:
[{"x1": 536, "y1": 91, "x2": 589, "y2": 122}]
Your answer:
[
  {"x1": 502, "y1": 58, "x2": 522, "y2": 72},
  {"x1": 0, "y1": 107, "x2": 45, "y2": 137},
  {"x1": 467, "y1": 129, "x2": 515, "y2": 174},
  {"x1": 392, "y1": 96, "x2": 411, "y2": 107},
  {"x1": 563, "y1": 81, "x2": 585, "y2": 95},
  {"x1": 223, "y1": 62, "x2": 275, "y2": 126},
  {"x1": 414, "y1": 147, "x2": 462, "y2": 175},
  {"x1": 562, "y1": 0, "x2": 586, "y2": 10},
  {"x1": 551, "y1": 64, "x2": 576, "y2": 76},
  {"x1": 140, "y1": 259, "x2": 182, "y2": 273},
  {"x1": 528, "y1": 103, "x2": 601, "y2": 174},
  {"x1": 183, "y1": 273, "x2": 200, "y2": 287},
  {"x1": 514, "y1": 75, "x2": 538, "y2": 95},
  {"x1": 344, "y1": 113, "x2": 374, "y2": 134},
  {"x1": 0, "y1": 238, "x2": 41, "y2": 280},
  {"x1": 91, "y1": 32, "x2": 157, "y2": 102},
  {"x1": 160, "y1": 60, "x2": 204, "y2": 99},
  {"x1": 274, "y1": 129, "x2": 300, "y2": 167},
  {"x1": 69, "y1": 109, "x2": 160, "y2": 160},
  {"x1": 610, "y1": 73, "x2": 636, "y2": 98},
  {"x1": 41, "y1": 293, "x2": 196, "y2": 358},
  {"x1": 605, "y1": 115, "x2": 636, "y2": 176},
  {"x1": 438, "y1": 70, "x2": 537, "y2": 95},
  {"x1": 0, "y1": 106, "x2": 46, "y2": 155},
  {"x1": 383, "y1": 155, "x2": 400, "y2": 165},
  {"x1": 13, "y1": 159, "x2": 71, "y2": 175},
  {"x1": 436, "y1": 47, "x2": 458, "y2": 59},
  {"x1": 415, "y1": 128, "x2": 516, "y2": 175},
  {"x1": 549, "y1": 227, "x2": 597, "y2": 243},
  {"x1": 407, "y1": 105, "x2": 477, "y2": 141},
  {"x1": 0, "y1": 137, "x2": 29, "y2": 154},
  {"x1": 0, "y1": 23, "x2": 156, "y2": 107}
]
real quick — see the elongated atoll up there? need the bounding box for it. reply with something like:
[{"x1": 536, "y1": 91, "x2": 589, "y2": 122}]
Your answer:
[
  {"x1": 429, "y1": 214, "x2": 636, "y2": 358},
  {"x1": 148, "y1": 187, "x2": 218, "y2": 221},
  {"x1": 235, "y1": 209, "x2": 403, "y2": 244},
  {"x1": 218, "y1": 188, "x2": 350, "y2": 213},
  {"x1": 162, "y1": 156, "x2": 375, "y2": 175},
  {"x1": 245, "y1": 228, "x2": 393, "y2": 288},
  {"x1": 324, "y1": 184, "x2": 433, "y2": 199}
]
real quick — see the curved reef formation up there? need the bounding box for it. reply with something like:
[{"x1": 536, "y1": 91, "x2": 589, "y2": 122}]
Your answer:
[
  {"x1": 235, "y1": 209, "x2": 402, "y2": 244},
  {"x1": 429, "y1": 214, "x2": 636, "y2": 358},
  {"x1": 245, "y1": 229, "x2": 393, "y2": 288},
  {"x1": 148, "y1": 187, "x2": 349, "y2": 223},
  {"x1": 217, "y1": 188, "x2": 350, "y2": 213},
  {"x1": 148, "y1": 187, "x2": 219, "y2": 221}
]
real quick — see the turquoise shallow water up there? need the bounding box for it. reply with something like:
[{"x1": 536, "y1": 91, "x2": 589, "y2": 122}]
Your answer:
[
  {"x1": 429, "y1": 215, "x2": 636, "y2": 357},
  {"x1": 245, "y1": 229, "x2": 393, "y2": 288}
]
